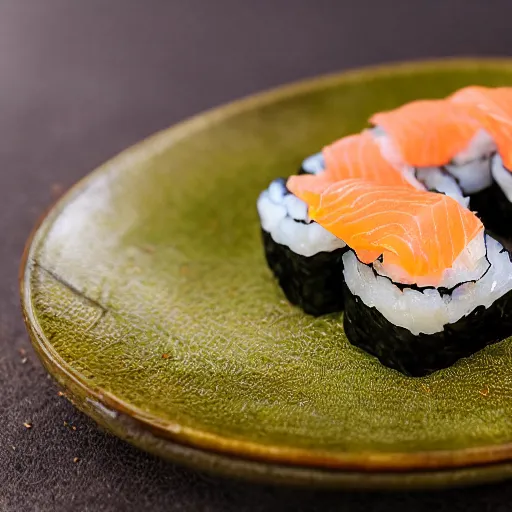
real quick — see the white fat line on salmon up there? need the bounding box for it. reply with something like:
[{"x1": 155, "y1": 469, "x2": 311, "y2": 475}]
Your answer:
[
  {"x1": 257, "y1": 178, "x2": 346, "y2": 257},
  {"x1": 343, "y1": 233, "x2": 511, "y2": 335}
]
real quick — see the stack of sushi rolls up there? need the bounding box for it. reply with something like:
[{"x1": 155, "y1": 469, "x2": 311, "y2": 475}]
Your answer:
[
  {"x1": 257, "y1": 85, "x2": 512, "y2": 376},
  {"x1": 257, "y1": 132, "x2": 414, "y2": 316},
  {"x1": 288, "y1": 176, "x2": 512, "y2": 377}
]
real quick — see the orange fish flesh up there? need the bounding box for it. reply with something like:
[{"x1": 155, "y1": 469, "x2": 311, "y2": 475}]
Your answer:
[
  {"x1": 287, "y1": 175, "x2": 483, "y2": 283},
  {"x1": 370, "y1": 99, "x2": 482, "y2": 167},
  {"x1": 322, "y1": 131, "x2": 414, "y2": 187},
  {"x1": 450, "y1": 85, "x2": 512, "y2": 170}
]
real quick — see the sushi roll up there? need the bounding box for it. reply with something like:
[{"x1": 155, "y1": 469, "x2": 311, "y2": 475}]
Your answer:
[
  {"x1": 289, "y1": 175, "x2": 512, "y2": 377},
  {"x1": 342, "y1": 233, "x2": 512, "y2": 377},
  {"x1": 258, "y1": 132, "x2": 416, "y2": 315},
  {"x1": 449, "y1": 86, "x2": 512, "y2": 172},
  {"x1": 257, "y1": 178, "x2": 346, "y2": 316},
  {"x1": 450, "y1": 86, "x2": 512, "y2": 237},
  {"x1": 370, "y1": 99, "x2": 495, "y2": 204}
]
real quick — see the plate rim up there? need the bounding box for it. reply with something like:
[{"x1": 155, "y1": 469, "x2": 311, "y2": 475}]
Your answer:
[{"x1": 20, "y1": 58, "x2": 512, "y2": 481}]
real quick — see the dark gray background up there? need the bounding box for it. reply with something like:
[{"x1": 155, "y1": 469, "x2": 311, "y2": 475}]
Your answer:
[{"x1": 2, "y1": 1, "x2": 512, "y2": 510}]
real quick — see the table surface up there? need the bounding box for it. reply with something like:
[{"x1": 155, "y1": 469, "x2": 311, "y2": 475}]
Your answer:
[{"x1": 3, "y1": 1, "x2": 512, "y2": 510}]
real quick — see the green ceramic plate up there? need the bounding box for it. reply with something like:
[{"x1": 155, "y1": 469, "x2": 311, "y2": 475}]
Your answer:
[{"x1": 20, "y1": 59, "x2": 512, "y2": 490}]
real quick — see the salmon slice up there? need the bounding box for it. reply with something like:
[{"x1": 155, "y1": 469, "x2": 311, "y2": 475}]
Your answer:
[
  {"x1": 370, "y1": 100, "x2": 482, "y2": 167},
  {"x1": 322, "y1": 131, "x2": 414, "y2": 187},
  {"x1": 287, "y1": 175, "x2": 483, "y2": 282},
  {"x1": 450, "y1": 86, "x2": 512, "y2": 169}
]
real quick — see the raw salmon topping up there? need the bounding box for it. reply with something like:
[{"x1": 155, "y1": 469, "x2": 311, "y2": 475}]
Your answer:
[
  {"x1": 450, "y1": 85, "x2": 512, "y2": 169},
  {"x1": 322, "y1": 131, "x2": 413, "y2": 187},
  {"x1": 370, "y1": 99, "x2": 482, "y2": 167},
  {"x1": 287, "y1": 175, "x2": 483, "y2": 282}
]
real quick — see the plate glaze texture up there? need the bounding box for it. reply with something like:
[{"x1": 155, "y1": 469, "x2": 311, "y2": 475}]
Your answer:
[{"x1": 20, "y1": 59, "x2": 512, "y2": 489}]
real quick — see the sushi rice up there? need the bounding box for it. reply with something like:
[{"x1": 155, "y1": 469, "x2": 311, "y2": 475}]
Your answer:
[
  {"x1": 444, "y1": 130, "x2": 496, "y2": 195},
  {"x1": 257, "y1": 178, "x2": 345, "y2": 257},
  {"x1": 492, "y1": 153, "x2": 512, "y2": 201},
  {"x1": 300, "y1": 152, "x2": 325, "y2": 175}
]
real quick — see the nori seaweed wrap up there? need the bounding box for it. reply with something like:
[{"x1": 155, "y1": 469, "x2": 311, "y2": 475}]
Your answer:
[{"x1": 341, "y1": 236, "x2": 512, "y2": 376}]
